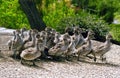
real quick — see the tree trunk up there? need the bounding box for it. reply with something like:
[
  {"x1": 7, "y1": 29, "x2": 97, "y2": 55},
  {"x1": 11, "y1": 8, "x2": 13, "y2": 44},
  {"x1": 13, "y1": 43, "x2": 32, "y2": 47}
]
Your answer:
[{"x1": 18, "y1": 0, "x2": 46, "y2": 31}]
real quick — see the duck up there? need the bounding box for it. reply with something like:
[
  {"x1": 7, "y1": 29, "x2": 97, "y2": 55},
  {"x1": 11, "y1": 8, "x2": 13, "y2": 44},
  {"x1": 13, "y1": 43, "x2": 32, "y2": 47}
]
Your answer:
[
  {"x1": 65, "y1": 36, "x2": 78, "y2": 60},
  {"x1": 72, "y1": 27, "x2": 84, "y2": 48},
  {"x1": 11, "y1": 30, "x2": 23, "y2": 59},
  {"x1": 48, "y1": 34, "x2": 71, "y2": 57},
  {"x1": 7, "y1": 30, "x2": 16, "y2": 50},
  {"x1": 54, "y1": 32, "x2": 61, "y2": 44},
  {"x1": 72, "y1": 27, "x2": 85, "y2": 49},
  {"x1": 20, "y1": 28, "x2": 27, "y2": 39},
  {"x1": 22, "y1": 29, "x2": 33, "y2": 44},
  {"x1": 20, "y1": 34, "x2": 42, "y2": 66},
  {"x1": 23, "y1": 30, "x2": 37, "y2": 49},
  {"x1": 89, "y1": 33, "x2": 113, "y2": 62},
  {"x1": 76, "y1": 30, "x2": 94, "y2": 61},
  {"x1": 76, "y1": 29, "x2": 94, "y2": 49}
]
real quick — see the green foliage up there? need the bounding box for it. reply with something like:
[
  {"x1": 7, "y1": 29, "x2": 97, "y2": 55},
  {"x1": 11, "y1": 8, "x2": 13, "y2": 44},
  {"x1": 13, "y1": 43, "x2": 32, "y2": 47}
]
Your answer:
[
  {"x1": 42, "y1": 0, "x2": 75, "y2": 29},
  {"x1": 0, "y1": 0, "x2": 120, "y2": 43},
  {"x1": 58, "y1": 11, "x2": 110, "y2": 37},
  {"x1": 0, "y1": 0, "x2": 30, "y2": 29},
  {"x1": 109, "y1": 24, "x2": 120, "y2": 42},
  {"x1": 71, "y1": 0, "x2": 120, "y2": 24},
  {"x1": 114, "y1": 12, "x2": 120, "y2": 23}
]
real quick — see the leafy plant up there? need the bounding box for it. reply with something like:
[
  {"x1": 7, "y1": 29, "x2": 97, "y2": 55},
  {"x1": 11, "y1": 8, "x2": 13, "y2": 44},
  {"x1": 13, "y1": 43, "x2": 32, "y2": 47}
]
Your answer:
[
  {"x1": 43, "y1": 0, "x2": 75, "y2": 30},
  {"x1": 57, "y1": 11, "x2": 110, "y2": 40},
  {"x1": 71, "y1": 0, "x2": 120, "y2": 24},
  {"x1": 0, "y1": 0, "x2": 30, "y2": 29},
  {"x1": 109, "y1": 24, "x2": 120, "y2": 42}
]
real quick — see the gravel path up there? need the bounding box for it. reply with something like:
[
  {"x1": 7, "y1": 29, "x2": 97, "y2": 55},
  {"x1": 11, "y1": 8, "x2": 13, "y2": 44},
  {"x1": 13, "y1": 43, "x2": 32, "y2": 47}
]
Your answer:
[
  {"x1": 0, "y1": 28, "x2": 120, "y2": 78},
  {"x1": 0, "y1": 41, "x2": 120, "y2": 78}
]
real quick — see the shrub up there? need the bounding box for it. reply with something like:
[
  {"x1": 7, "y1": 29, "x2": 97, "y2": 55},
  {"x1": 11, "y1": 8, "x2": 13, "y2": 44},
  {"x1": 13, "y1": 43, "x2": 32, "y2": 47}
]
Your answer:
[
  {"x1": 0, "y1": 0, "x2": 30, "y2": 29},
  {"x1": 109, "y1": 24, "x2": 120, "y2": 42},
  {"x1": 71, "y1": 0, "x2": 119, "y2": 24},
  {"x1": 43, "y1": 0, "x2": 75, "y2": 30},
  {"x1": 57, "y1": 11, "x2": 110, "y2": 40}
]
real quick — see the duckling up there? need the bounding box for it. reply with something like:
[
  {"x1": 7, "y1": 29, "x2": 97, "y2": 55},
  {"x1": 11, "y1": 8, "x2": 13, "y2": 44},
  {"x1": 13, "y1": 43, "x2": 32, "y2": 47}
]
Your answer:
[
  {"x1": 18, "y1": 30, "x2": 37, "y2": 56},
  {"x1": 7, "y1": 31, "x2": 16, "y2": 50},
  {"x1": 39, "y1": 31, "x2": 47, "y2": 48},
  {"x1": 90, "y1": 33, "x2": 112, "y2": 62},
  {"x1": 21, "y1": 30, "x2": 37, "y2": 50},
  {"x1": 65, "y1": 26, "x2": 74, "y2": 36},
  {"x1": 39, "y1": 31, "x2": 50, "y2": 58},
  {"x1": 65, "y1": 36, "x2": 78, "y2": 60},
  {"x1": 22, "y1": 29, "x2": 32, "y2": 44},
  {"x1": 11, "y1": 30, "x2": 23, "y2": 59},
  {"x1": 45, "y1": 27, "x2": 53, "y2": 37},
  {"x1": 20, "y1": 27, "x2": 27, "y2": 39},
  {"x1": 84, "y1": 29, "x2": 95, "y2": 42},
  {"x1": 48, "y1": 34, "x2": 70, "y2": 56},
  {"x1": 54, "y1": 32, "x2": 61, "y2": 44},
  {"x1": 51, "y1": 28, "x2": 56, "y2": 34},
  {"x1": 46, "y1": 31, "x2": 56, "y2": 49},
  {"x1": 76, "y1": 29, "x2": 94, "y2": 49},
  {"x1": 72, "y1": 27, "x2": 84, "y2": 48},
  {"x1": 45, "y1": 27, "x2": 52, "y2": 32},
  {"x1": 76, "y1": 30, "x2": 94, "y2": 61},
  {"x1": 71, "y1": 27, "x2": 86, "y2": 49},
  {"x1": 20, "y1": 34, "x2": 42, "y2": 66},
  {"x1": 59, "y1": 33, "x2": 71, "y2": 42}
]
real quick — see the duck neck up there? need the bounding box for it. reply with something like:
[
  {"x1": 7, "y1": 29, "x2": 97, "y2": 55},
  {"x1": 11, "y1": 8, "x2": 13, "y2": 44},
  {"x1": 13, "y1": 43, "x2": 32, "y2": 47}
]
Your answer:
[
  {"x1": 64, "y1": 40, "x2": 70, "y2": 46},
  {"x1": 21, "y1": 30, "x2": 24, "y2": 38},
  {"x1": 31, "y1": 34, "x2": 36, "y2": 44},
  {"x1": 69, "y1": 40, "x2": 75, "y2": 49},
  {"x1": 16, "y1": 34, "x2": 23, "y2": 45},
  {"x1": 54, "y1": 35, "x2": 59, "y2": 43},
  {"x1": 13, "y1": 33, "x2": 16, "y2": 40},
  {"x1": 85, "y1": 33, "x2": 90, "y2": 41},
  {"x1": 16, "y1": 34, "x2": 22, "y2": 41},
  {"x1": 80, "y1": 33, "x2": 84, "y2": 39},
  {"x1": 87, "y1": 38, "x2": 92, "y2": 48},
  {"x1": 35, "y1": 41, "x2": 39, "y2": 51},
  {"x1": 74, "y1": 33, "x2": 78, "y2": 36},
  {"x1": 28, "y1": 31, "x2": 32, "y2": 41},
  {"x1": 105, "y1": 39, "x2": 111, "y2": 47},
  {"x1": 42, "y1": 36, "x2": 47, "y2": 47}
]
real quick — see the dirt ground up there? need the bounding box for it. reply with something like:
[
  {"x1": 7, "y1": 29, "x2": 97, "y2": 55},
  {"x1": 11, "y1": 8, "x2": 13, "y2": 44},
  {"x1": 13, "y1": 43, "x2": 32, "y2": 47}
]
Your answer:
[{"x1": 0, "y1": 40, "x2": 120, "y2": 78}]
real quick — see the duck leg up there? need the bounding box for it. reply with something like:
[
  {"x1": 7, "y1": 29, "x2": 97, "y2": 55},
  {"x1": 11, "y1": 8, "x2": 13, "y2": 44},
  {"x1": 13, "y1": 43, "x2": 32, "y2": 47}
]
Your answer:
[
  {"x1": 31, "y1": 60, "x2": 36, "y2": 66},
  {"x1": 100, "y1": 54, "x2": 106, "y2": 62},
  {"x1": 77, "y1": 53, "x2": 80, "y2": 61},
  {"x1": 66, "y1": 55, "x2": 71, "y2": 61},
  {"x1": 13, "y1": 49, "x2": 17, "y2": 59},
  {"x1": 92, "y1": 52, "x2": 96, "y2": 62},
  {"x1": 86, "y1": 50, "x2": 97, "y2": 62},
  {"x1": 85, "y1": 51, "x2": 93, "y2": 59},
  {"x1": 20, "y1": 58, "x2": 25, "y2": 65}
]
